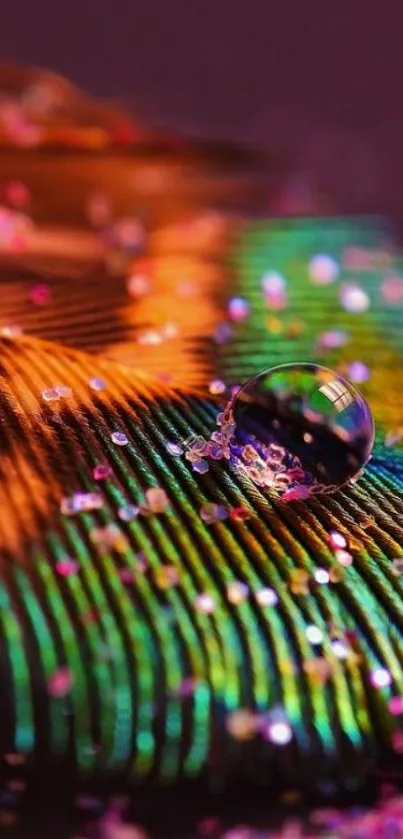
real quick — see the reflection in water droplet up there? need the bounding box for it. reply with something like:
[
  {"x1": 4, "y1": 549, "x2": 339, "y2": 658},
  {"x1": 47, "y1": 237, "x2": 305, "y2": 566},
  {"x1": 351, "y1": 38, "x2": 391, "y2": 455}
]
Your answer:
[{"x1": 227, "y1": 363, "x2": 374, "y2": 496}]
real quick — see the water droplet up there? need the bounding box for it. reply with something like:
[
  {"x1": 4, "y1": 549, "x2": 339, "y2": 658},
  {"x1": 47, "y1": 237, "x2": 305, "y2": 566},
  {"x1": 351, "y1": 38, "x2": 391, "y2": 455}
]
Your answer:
[{"x1": 229, "y1": 363, "x2": 374, "y2": 495}]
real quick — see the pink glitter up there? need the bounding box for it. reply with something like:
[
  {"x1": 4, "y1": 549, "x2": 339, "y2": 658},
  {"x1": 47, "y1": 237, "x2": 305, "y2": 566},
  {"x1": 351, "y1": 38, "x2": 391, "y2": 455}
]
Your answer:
[
  {"x1": 381, "y1": 274, "x2": 403, "y2": 305},
  {"x1": 389, "y1": 696, "x2": 403, "y2": 715},
  {"x1": 30, "y1": 283, "x2": 51, "y2": 306},
  {"x1": 329, "y1": 531, "x2": 347, "y2": 549},
  {"x1": 93, "y1": 463, "x2": 114, "y2": 481},
  {"x1": 228, "y1": 296, "x2": 250, "y2": 322},
  {"x1": 5, "y1": 181, "x2": 30, "y2": 208},
  {"x1": 55, "y1": 559, "x2": 79, "y2": 577},
  {"x1": 48, "y1": 667, "x2": 72, "y2": 697}
]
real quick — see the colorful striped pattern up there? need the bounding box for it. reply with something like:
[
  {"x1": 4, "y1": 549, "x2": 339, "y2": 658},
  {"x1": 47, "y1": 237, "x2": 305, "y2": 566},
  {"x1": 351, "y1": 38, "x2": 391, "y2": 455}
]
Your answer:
[{"x1": 0, "y1": 216, "x2": 403, "y2": 804}]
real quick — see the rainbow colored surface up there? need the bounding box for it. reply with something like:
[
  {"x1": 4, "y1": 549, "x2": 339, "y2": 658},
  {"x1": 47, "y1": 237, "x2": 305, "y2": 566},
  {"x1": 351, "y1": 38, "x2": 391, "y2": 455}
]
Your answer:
[{"x1": 1, "y1": 214, "x2": 403, "y2": 834}]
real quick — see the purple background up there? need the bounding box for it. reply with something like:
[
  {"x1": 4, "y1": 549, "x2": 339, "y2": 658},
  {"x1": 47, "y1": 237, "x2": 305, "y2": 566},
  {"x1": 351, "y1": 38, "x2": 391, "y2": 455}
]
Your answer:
[{"x1": 1, "y1": 1, "x2": 402, "y2": 222}]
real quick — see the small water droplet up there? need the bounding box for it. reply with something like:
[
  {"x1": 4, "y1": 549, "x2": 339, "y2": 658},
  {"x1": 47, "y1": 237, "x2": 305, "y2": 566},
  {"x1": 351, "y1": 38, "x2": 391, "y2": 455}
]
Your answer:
[{"x1": 230, "y1": 363, "x2": 374, "y2": 495}]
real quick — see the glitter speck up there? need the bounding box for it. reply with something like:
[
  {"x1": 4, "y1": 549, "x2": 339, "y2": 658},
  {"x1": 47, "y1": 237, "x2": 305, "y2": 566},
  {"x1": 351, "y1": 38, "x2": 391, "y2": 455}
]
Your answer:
[
  {"x1": 385, "y1": 430, "x2": 403, "y2": 447},
  {"x1": 93, "y1": 463, "x2": 113, "y2": 481},
  {"x1": 318, "y1": 330, "x2": 350, "y2": 349},
  {"x1": 392, "y1": 557, "x2": 403, "y2": 577},
  {"x1": 89, "y1": 377, "x2": 106, "y2": 392},
  {"x1": 193, "y1": 460, "x2": 209, "y2": 474},
  {"x1": 308, "y1": 254, "x2": 339, "y2": 285},
  {"x1": 111, "y1": 431, "x2": 129, "y2": 446},
  {"x1": 200, "y1": 503, "x2": 228, "y2": 524},
  {"x1": 145, "y1": 487, "x2": 169, "y2": 513},
  {"x1": 306, "y1": 625, "x2": 324, "y2": 645},
  {"x1": 340, "y1": 282, "x2": 370, "y2": 313},
  {"x1": 156, "y1": 565, "x2": 180, "y2": 589},
  {"x1": 214, "y1": 322, "x2": 233, "y2": 344},
  {"x1": 166, "y1": 441, "x2": 184, "y2": 457},
  {"x1": 331, "y1": 639, "x2": 349, "y2": 659},
  {"x1": 226, "y1": 709, "x2": 257, "y2": 740},
  {"x1": 392, "y1": 731, "x2": 403, "y2": 754},
  {"x1": 55, "y1": 559, "x2": 79, "y2": 577},
  {"x1": 118, "y1": 504, "x2": 139, "y2": 522},
  {"x1": 229, "y1": 506, "x2": 250, "y2": 521},
  {"x1": 335, "y1": 549, "x2": 353, "y2": 567},
  {"x1": 227, "y1": 581, "x2": 249, "y2": 604},
  {"x1": 261, "y1": 271, "x2": 287, "y2": 309},
  {"x1": 86, "y1": 191, "x2": 111, "y2": 227},
  {"x1": 6, "y1": 180, "x2": 30, "y2": 208},
  {"x1": 209, "y1": 379, "x2": 226, "y2": 396},
  {"x1": 348, "y1": 361, "x2": 370, "y2": 383},
  {"x1": 256, "y1": 587, "x2": 278, "y2": 606},
  {"x1": 162, "y1": 322, "x2": 178, "y2": 339},
  {"x1": 30, "y1": 283, "x2": 50, "y2": 305},
  {"x1": 42, "y1": 388, "x2": 59, "y2": 402},
  {"x1": 55, "y1": 385, "x2": 72, "y2": 398},
  {"x1": 91, "y1": 524, "x2": 128, "y2": 552},
  {"x1": 266, "y1": 720, "x2": 293, "y2": 746},
  {"x1": 389, "y1": 696, "x2": 403, "y2": 715},
  {"x1": 195, "y1": 593, "x2": 215, "y2": 614},
  {"x1": 127, "y1": 272, "x2": 151, "y2": 297},
  {"x1": 1, "y1": 325, "x2": 23, "y2": 338},
  {"x1": 381, "y1": 274, "x2": 403, "y2": 305},
  {"x1": 282, "y1": 485, "x2": 312, "y2": 502},
  {"x1": 314, "y1": 568, "x2": 330, "y2": 585},
  {"x1": 228, "y1": 296, "x2": 250, "y2": 322},
  {"x1": 48, "y1": 667, "x2": 72, "y2": 698},
  {"x1": 112, "y1": 217, "x2": 145, "y2": 250},
  {"x1": 119, "y1": 569, "x2": 135, "y2": 585},
  {"x1": 371, "y1": 668, "x2": 392, "y2": 689},
  {"x1": 343, "y1": 245, "x2": 372, "y2": 271},
  {"x1": 329, "y1": 531, "x2": 347, "y2": 549},
  {"x1": 61, "y1": 492, "x2": 103, "y2": 515},
  {"x1": 42, "y1": 385, "x2": 72, "y2": 401},
  {"x1": 290, "y1": 569, "x2": 310, "y2": 595},
  {"x1": 137, "y1": 330, "x2": 162, "y2": 346}
]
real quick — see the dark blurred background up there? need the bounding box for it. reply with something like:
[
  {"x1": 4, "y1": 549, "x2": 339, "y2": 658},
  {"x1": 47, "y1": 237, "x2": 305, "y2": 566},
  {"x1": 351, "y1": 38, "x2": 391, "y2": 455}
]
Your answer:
[{"x1": 1, "y1": 1, "x2": 402, "y2": 225}]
